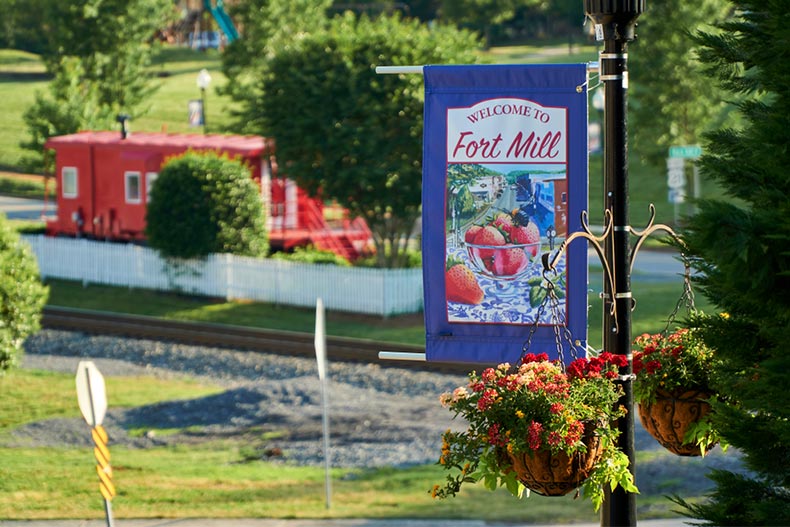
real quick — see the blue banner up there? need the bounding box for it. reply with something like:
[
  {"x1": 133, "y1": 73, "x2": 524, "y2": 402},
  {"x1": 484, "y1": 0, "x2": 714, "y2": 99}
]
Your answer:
[{"x1": 422, "y1": 64, "x2": 589, "y2": 365}]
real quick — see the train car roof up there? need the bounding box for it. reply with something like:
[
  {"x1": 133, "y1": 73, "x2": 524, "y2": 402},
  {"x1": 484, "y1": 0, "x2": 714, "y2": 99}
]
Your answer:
[{"x1": 44, "y1": 131, "x2": 273, "y2": 156}]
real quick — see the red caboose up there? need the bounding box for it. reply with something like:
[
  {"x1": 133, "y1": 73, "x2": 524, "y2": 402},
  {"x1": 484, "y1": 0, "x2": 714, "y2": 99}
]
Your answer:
[{"x1": 44, "y1": 130, "x2": 371, "y2": 260}]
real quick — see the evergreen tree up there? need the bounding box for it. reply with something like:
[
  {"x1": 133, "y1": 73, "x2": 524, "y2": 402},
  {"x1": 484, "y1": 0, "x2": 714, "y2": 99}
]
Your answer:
[
  {"x1": 21, "y1": 0, "x2": 175, "y2": 172},
  {"x1": 673, "y1": 2, "x2": 790, "y2": 524}
]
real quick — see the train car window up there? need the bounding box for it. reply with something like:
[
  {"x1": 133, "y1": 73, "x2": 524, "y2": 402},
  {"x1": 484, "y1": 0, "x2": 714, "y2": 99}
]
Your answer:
[
  {"x1": 125, "y1": 171, "x2": 142, "y2": 204},
  {"x1": 62, "y1": 167, "x2": 78, "y2": 198},
  {"x1": 145, "y1": 172, "x2": 158, "y2": 202}
]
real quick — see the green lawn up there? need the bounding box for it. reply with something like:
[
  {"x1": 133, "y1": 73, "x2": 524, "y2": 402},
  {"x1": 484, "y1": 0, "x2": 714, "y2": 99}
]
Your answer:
[
  {"x1": 0, "y1": 50, "x2": 49, "y2": 172},
  {"x1": 0, "y1": 368, "x2": 692, "y2": 522}
]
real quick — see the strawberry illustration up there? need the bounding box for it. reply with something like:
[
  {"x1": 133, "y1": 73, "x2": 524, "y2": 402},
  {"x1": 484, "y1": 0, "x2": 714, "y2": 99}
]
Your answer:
[
  {"x1": 510, "y1": 222, "x2": 540, "y2": 256},
  {"x1": 464, "y1": 225, "x2": 482, "y2": 244},
  {"x1": 446, "y1": 258, "x2": 484, "y2": 305},
  {"x1": 492, "y1": 212, "x2": 513, "y2": 231},
  {"x1": 492, "y1": 247, "x2": 528, "y2": 276},
  {"x1": 472, "y1": 225, "x2": 506, "y2": 260}
]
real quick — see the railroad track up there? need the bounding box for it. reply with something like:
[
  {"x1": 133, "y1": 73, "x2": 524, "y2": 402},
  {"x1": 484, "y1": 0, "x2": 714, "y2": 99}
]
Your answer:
[{"x1": 41, "y1": 306, "x2": 475, "y2": 375}]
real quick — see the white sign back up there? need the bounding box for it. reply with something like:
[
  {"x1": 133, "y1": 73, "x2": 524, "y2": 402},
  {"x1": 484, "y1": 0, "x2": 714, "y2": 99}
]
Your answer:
[
  {"x1": 76, "y1": 361, "x2": 107, "y2": 427},
  {"x1": 315, "y1": 298, "x2": 327, "y2": 381}
]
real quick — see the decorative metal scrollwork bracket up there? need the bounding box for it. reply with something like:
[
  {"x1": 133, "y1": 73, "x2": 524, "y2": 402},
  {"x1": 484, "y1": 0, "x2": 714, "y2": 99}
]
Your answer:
[{"x1": 543, "y1": 204, "x2": 685, "y2": 337}]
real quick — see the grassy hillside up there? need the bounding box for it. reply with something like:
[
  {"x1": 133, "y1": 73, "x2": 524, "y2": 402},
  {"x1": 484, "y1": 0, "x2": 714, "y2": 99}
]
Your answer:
[{"x1": 0, "y1": 47, "x2": 236, "y2": 173}]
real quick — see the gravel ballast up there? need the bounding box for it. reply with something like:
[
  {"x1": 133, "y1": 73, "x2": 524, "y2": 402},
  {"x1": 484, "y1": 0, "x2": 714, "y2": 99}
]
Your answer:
[{"x1": 15, "y1": 329, "x2": 466, "y2": 468}]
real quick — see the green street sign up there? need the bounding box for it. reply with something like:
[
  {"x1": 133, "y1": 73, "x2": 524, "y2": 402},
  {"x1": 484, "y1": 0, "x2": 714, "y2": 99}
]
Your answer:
[{"x1": 669, "y1": 145, "x2": 702, "y2": 159}]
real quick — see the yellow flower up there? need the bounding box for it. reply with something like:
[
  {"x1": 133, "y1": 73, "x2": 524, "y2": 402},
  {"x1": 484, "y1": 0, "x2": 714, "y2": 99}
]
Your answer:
[
  {"x1": 515, "y1": 410, "x2": 525, "y2": 419},
  {"x1": 506, "y1": 443, "x2": 514, "y2": 454},
  {"x1": 431, "y1": 484, "x2": 440, "y2": 498}
]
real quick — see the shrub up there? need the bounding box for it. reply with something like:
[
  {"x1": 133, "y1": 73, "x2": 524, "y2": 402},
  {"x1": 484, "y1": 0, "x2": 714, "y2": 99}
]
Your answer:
[
  {"x1": 271, "y1": 246, "x2": 351, "y2": 266},
  {"x1": 0, "y1": 213, "x2": 48, "y2": 373},
  {"x1": 146, "y1": 151, "x2": 268, "y2": 259}
]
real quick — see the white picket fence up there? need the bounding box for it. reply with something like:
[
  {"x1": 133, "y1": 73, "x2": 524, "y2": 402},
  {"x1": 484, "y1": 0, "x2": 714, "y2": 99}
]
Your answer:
[{"x1": 22, "y1": 235, "x2": 424, "y2": 316}]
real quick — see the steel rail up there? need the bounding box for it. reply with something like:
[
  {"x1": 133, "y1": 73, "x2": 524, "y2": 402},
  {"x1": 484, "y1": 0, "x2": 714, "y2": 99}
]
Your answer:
[{"x1": 41, "y1": 306, "x2": 476, "y2": 375}]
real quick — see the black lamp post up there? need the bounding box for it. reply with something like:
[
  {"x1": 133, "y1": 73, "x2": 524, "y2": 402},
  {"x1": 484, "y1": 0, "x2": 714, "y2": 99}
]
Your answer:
[{"x1": 583, "y1": 1, "x2": 645, "y2": 526}]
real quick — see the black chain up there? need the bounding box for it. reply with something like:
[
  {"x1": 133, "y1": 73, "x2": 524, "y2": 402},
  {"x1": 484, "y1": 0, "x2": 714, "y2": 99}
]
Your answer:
[
  {"x1": 662, "y1": 258, "x2": 697, "y2": 335},
  {"x1": 521, "y1": 269, "x2": 582, "y2": 371}
]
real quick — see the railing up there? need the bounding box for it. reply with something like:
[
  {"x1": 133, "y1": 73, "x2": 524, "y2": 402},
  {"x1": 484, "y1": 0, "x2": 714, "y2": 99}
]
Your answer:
[{"x1": 23, "y1": 235, "x2": 423, "y2": 316}]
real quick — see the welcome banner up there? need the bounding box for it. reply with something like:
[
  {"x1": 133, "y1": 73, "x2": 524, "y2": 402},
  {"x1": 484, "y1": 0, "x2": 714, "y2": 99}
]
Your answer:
[{"x1": 422, "y1": 64, "x2": 589, "y2": 365}]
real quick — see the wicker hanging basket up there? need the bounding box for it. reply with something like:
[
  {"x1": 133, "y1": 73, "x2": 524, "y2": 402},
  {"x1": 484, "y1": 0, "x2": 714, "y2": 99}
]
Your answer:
[
  {"x1": 638, "y1": 388, "x2": 715, "y2": 456},
  {"x1": 503, "y1": 425, "x2": 604, "y2": 496}
]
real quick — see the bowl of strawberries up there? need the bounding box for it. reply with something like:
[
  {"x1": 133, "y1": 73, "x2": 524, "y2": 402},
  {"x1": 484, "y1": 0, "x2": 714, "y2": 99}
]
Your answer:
[{"x1": 463, "y1": 213, "x2": 541, "y2": 281}]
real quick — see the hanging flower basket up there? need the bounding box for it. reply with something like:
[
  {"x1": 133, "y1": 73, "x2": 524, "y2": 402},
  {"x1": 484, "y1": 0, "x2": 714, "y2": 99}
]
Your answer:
[
  {"x1": 431, "y1": 353, "x2": 637, "y2": 511},
  {"x1": 504, "y1": 421, "x2": 604, "y2": 496},
  {"x1": 633, "y1": 328, "x2": 722, "y2": 456},
  {"x1": 637, "y1": 388, "x2": 714, "y2": 456}
]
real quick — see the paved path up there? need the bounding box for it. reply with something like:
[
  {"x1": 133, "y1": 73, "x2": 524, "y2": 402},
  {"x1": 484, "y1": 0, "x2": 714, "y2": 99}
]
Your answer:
[
  {"x1": 589, "y1": 247, "x2": 685, "y2": 278},
  {"x1": 0, "y1": 518, "x2": 691, "y2": 527},
  {"x1": 0, "y1": 195, "x2": 55, "y2": 220}
]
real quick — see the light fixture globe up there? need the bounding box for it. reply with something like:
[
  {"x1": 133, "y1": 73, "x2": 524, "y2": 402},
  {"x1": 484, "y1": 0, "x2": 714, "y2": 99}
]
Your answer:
[{"x1": 196, "y1": 68, "x2": 212, "y2": 90}]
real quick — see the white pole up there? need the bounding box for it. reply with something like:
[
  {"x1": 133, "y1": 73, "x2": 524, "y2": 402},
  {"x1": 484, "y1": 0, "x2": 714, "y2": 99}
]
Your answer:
[{"x1": 315, "y1": 298, "x2": 332, "y2": 509}]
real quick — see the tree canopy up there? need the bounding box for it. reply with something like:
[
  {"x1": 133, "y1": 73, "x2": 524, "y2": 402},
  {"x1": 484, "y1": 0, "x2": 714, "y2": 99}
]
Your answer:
[
  {"x1": 629, "y1": 0, "x2": 732, "y2": 168},
  {"x1": 19, "y1": 0, "x2": 175, "y2": 173},
  {"x1": 237, "y1": 12, "x2": 479, "y2": 267}
]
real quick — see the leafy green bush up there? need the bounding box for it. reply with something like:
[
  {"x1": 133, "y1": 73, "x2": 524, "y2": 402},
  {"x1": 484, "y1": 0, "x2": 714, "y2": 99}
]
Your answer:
[
  {"x1": 146, "y1": 151, "x2": 267, "y2": 259},
  {"x1": 0, "y1": 213, "x2": 48, "y2": 373},
  {"x1": 356, "y1": 248, "x2": 422, "y2": 269},
  {"x1": 271, "y1": 246, "x2": 351, "y2": 266}
]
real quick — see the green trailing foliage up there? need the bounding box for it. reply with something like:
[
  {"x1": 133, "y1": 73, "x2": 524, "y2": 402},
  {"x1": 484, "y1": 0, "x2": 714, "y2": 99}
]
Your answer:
[
  {"x1": 0, "y1": 213, "x2": 48, "y2": 373},
  {"x1": 675, "y1": 1, "x2": 790, "y2": 523},
  {"x1": 145, "y1": 151, "x2": 267, "y2": 260}
]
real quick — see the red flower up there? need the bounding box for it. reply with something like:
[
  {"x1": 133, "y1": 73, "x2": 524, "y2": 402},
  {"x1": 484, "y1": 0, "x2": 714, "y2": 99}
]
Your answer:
[
  {"x1": 550, "y1": 402, "x2": 565, "y2": 414},
  {"x1": 521, "y1": 352, "x2": 549, "y2": 364},
  {"x1": 476, "y1": 388, "x2": 498, "y2": 411},
  {"x1": 565, "y1": 420, "x2": 584, "y2": 446},
  {"x1": 645, "y1": 360, "x2": 662, "y2": 374},
  {"x1": 566, "y1": 358, "x2": 587, "y2": 380},
  {"x1": 528, "y1": 421, "x2": 543, "y2": 450},
  {"x1": 547, "y1": 431, "x2": 562, "y2": 447},
  {"x1": 487, "y1": 423, "x2": 507, "y2": 446}
]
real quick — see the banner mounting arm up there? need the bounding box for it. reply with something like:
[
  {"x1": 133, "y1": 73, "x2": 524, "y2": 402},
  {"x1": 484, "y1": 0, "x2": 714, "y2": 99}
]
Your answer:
[
  {"x1": 375, "y1": 63, "x2": 600, "y2": 76},
  {"x1": 379, "y1": 350, "x2": 427, "y2": 362}
]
